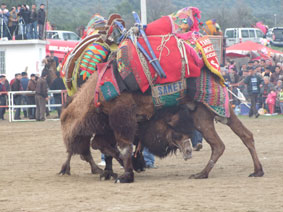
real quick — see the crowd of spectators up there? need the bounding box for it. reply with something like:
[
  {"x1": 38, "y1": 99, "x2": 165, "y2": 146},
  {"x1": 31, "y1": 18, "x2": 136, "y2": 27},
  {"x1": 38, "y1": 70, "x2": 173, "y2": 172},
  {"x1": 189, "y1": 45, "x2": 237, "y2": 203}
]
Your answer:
[
  {"x1": 222, "y1": 58, "x2": 283, "y2": 116},
  {"x1": 0, "y1": 57, "x2": 65, "y2": 121},
  {"x1": 0, "y1": 3, "x2": 46, "y2": 40}
]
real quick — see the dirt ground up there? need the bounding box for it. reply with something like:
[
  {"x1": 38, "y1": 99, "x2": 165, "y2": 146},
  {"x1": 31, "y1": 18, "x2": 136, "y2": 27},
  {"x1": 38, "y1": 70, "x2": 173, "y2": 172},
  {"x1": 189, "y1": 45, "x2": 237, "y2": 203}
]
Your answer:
[{"x1": 0, "y1": 116, "x2": 283, "y2": 212}]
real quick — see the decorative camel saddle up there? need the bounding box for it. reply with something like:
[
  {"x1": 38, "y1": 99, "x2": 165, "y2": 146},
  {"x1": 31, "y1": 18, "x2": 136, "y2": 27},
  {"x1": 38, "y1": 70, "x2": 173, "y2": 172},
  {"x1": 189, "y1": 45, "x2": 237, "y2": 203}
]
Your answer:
[{"x1": 61, "y1": 8, "x2": 230, "y2": 117}]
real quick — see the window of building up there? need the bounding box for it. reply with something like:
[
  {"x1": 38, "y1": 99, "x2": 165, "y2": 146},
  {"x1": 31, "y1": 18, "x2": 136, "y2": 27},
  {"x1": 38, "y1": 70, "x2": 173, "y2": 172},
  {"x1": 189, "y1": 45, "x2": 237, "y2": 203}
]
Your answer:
[{"x1": 0, "y1": 50, "x2": 5, "y2": 75}]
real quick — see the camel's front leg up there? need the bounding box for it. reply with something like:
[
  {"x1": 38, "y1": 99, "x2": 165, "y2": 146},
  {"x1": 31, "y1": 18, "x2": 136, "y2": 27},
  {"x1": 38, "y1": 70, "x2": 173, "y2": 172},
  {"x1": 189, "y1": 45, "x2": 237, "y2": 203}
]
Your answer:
[
  {"x1": 190, "y1": 104, "x2": 225, "y2": 179},
  {"x1": 115, "y1": 140, "x2": 134, "y2": 183},
  {"x1": 108, "y1": 101, "x2": 137, "y2": 183}
]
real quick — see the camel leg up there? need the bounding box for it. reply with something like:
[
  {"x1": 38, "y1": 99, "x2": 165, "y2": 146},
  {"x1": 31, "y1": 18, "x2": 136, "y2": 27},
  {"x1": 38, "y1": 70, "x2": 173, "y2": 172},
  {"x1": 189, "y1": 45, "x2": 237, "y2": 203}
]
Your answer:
[
  {"x1": 59, "y1": 152, "x2": 72, "y2": 175},
  {"x1": 80, "y1": 152, "x2": 103, "y2": 175},
  {"x1": 190, "y1": 104, "x2": 225, "y2": 179},
  {"x1": 115, "y1": 141, "x2": 134, "y2": 183},
  {"x1": 76, "y1": 135, "x2": 102, "y2": 174},
  {"x1": 227, "y1": 107, "x2": 264, "y2": 177},
  {"x1": 91, "y1": 134, "x2": 124, "y2": 166},
  {"x1": 109, "y1": 101, "x2": 136, "y2": 183},
  {"x1": 100, "y1": 155, "x2": 118, "y2": 180}
]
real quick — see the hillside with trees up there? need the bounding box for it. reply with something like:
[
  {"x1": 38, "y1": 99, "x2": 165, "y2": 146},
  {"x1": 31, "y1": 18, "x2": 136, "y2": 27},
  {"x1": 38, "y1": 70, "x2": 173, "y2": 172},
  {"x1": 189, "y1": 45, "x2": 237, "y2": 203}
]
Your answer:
[{"x1": 3, "y1": 0, "x2": 283, "y2": 32}]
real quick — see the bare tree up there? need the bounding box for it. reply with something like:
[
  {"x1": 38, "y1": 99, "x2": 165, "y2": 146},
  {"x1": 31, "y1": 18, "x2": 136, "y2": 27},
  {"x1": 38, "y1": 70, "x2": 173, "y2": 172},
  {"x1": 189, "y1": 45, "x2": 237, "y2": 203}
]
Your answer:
[
  {"x1": 147, "y1": 0, "x2": 176, "y2": 22},
  {"x1": 231, "y1": 0, "x2": 255, "y2": 27}
]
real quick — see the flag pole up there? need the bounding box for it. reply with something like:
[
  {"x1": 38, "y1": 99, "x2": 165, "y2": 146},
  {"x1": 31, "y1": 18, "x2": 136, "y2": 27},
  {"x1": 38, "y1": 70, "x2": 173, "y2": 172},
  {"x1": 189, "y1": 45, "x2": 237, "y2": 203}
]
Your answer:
[{"x1": 140, "y1": 0, "x2": 147, "y2": 25}]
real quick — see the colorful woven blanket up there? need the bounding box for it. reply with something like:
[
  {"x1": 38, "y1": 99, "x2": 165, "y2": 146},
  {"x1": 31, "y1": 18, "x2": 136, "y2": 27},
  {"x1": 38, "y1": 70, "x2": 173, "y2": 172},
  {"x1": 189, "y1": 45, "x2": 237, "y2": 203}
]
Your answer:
[
  {"x1": 194, "y1": 68, "x2": 230, "y2": 118},
  {"x1": 95, "y1": 62, "x2": 121, "y2": 106},
  {"x1": 79, "y1": 42, "x2": 110, "y2": 80},
  {"x1": 117, "y1": 36, "x2": 201, "y2": 93}
]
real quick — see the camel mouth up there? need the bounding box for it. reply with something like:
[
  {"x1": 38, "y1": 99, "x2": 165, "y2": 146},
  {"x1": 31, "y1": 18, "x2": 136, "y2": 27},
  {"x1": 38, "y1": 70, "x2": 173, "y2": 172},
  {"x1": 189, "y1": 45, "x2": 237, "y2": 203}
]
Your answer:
[{"x1": 183, "y1": 152, "x2": 192, "y2": 161}]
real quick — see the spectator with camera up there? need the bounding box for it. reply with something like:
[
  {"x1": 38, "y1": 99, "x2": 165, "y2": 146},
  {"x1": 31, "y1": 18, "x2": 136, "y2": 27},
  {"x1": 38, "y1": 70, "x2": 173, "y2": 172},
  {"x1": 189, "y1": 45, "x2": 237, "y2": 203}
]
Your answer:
[
  {"x1": 8, "y1": 7, "x2": 18, "y2": 40},
  {"x1": 0, "y1": 3, "x2": 10, "y2": 39}
]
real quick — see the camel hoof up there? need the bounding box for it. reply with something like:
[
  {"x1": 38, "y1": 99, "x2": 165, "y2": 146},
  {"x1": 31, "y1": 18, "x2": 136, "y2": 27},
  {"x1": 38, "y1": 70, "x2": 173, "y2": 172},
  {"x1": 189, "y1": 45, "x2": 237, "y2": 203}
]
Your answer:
[
  {"x1": 59, "y1": 165, "x2": 71, "y2": 175},
  {"x1": 189, "y1": 173, "x2": 208, "y2": 179},
  {"x1": 100, "y1": 170, "x2": 118, "y2": 181},
  {"x1": 91, "y1": 167, "x2": 103, "y2": 175},
  {"x1": 249, "y1": 170, "x2": 264, "y2": 177},
  {"x1": 115, "y1": 172, "x2": 134, "y2": 183}
]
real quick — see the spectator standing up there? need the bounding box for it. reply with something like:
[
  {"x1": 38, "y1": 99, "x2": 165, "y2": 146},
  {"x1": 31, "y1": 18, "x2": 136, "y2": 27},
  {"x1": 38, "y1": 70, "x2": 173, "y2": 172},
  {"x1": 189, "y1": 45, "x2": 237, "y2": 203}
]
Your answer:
[
  {"x1": 50, "y1": 72, "x2": 65, "y2": 118},
  {"x1": 262, "y1": 66, "x2": 272, "y2": 78},
  {"x1": 50, "y1": 51, "x2": 59, "y2": 68},
  {"x1": 30, "y1": 4, "x2": 38, "y2": 39},
  {"x1": 265, "y1": 60, "x2": 275, "y2": 73},
  {"x1": 35, "y1": 72, "x2": 48, "y2": 121},
  {"x1": 21, "y1": 72, "x2": 29, "y2": 118},
  {"x1": 3, "y1": 75, "x2": 10, "y2": 92},
  {"x1": 270, "y1": 66, "x2": 283, "y2": 85},
  {"x1": 227, "y1": 67, "x2": 240, "y2": 105},
  {"x1": 266, "y1": 90, "x2": 277, "y2": 114},
  {"x1": 243, "y1": 68, "x2": 263, "y2": 118},
  {"x1": 260, "y1": 76, "x2": 274, "y2": 110},
  {"x1": 260, "y1": 59, "x2": 266, "y2": 73},
  {"x1": 27, "y1": 74, "x2": 37, "y2": 119},
  {"x1": 37, "y1": 4, "x2": 45, "y2": 40},
  {"x1": 0, "y1": 3, "x2": 10, "y2": 39},
  {"x1": 247, "y1": 61, "x2": 254, "y2": 70},
  {"x1": 19, "y1": 5, "x2": 31, "y2": 39},
  {"x1": 8, "y1": 7, "x2": 18, "y2": 40},
  {"x1": 278, "y1": 88, "x2": 283, "y2": 114},
  {"x1": 0, "y1": 75, "x2": 7, "y2": 120},
  {"x1": 11, "y1": 73, "x2": 23, "y2": 120}
]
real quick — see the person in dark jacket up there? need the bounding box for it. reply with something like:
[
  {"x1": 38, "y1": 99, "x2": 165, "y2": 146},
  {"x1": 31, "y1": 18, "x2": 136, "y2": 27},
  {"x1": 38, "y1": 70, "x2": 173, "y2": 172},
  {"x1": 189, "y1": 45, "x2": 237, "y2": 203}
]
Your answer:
[
  {"x1": 19, "y1": 5, "x2": 31, "y2": 39},
  {"x1": 21, "y1": 72, "x2": 29, "y2": 118},
  {"x1": 30, "y1": 4, "x2": 38, "y2": 39},
  {"x1": 11, "y1": 73, "x2": 23, "y2": 120},
  {"x1": 35, "y1": 72, "x2": 48, "y2": 121},
  {"x1": 50, "y1": 71, "x2": 65, "y2": 117},
  {"x1": 27, "y1": 74, "x2": 37, "y2": 119},
  {"x1": 0, "y1": 75, "x2": 7, "y2": 120},
  {"x1": 37, "y1": 4, "x2": 45, "y2": 39},
  {"x1": 244, "y1": 68, "x2": 263, "y2": 118}
]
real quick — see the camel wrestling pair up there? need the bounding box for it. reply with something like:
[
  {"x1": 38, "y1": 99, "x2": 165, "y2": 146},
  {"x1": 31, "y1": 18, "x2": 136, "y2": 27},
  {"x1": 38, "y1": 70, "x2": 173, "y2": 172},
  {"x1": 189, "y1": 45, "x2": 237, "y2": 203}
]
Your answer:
[{"x1": 54, "y1": 7, "x2": 264, "y2": 183}]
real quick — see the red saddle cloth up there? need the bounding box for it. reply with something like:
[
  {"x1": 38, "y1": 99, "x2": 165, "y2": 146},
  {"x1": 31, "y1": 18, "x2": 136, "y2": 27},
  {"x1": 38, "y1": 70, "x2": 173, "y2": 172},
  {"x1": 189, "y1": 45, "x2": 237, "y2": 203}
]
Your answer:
[
  {"x1": 145, "y1": 16, "x2": 173, "y2": 35},
  {"x1": 117, "y1": 36, "x2": 201, "y2": 93}
]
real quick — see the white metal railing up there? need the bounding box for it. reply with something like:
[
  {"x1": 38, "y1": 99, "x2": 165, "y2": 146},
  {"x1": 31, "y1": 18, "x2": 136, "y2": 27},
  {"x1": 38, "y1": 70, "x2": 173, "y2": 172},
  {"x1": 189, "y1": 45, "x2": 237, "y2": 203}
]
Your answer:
[{"x1": 5, "y1": 90, "x2": 67, "y2": 122}]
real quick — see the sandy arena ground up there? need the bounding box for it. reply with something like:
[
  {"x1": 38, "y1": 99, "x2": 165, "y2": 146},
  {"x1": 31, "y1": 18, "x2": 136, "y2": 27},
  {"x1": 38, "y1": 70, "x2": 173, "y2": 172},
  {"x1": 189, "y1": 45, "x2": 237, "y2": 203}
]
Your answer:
[{"x1": 0, "y1": 116, "x2": 283, "y2": 212}]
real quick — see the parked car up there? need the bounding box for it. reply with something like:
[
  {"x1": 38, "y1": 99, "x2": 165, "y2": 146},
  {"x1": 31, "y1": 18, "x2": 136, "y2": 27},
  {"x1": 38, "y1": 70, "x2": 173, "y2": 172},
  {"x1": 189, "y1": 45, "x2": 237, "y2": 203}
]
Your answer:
[
  {"x1": 46, "y1": 30, "x2": 80, "y2": 41},
  {"x1": 46, "y1": 30, "x2": 80, "y2": 62},
  {"x1": 266, "y1": 27, "x2": 283, "y2": 47},
  {"x1": 224, "y1": 28, "x2": 264, "y2": 47}
]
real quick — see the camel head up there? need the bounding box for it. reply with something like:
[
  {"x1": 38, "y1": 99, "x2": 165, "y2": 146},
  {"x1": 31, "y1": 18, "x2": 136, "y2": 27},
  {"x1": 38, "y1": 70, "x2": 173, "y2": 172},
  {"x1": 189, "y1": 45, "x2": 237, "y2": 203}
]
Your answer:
[
  {"x1": 41, "y1": 57, "x2": 57, "y2": 87},
  {"x1": 167, "y1": 130, "x2": 192, "y2": 161}
]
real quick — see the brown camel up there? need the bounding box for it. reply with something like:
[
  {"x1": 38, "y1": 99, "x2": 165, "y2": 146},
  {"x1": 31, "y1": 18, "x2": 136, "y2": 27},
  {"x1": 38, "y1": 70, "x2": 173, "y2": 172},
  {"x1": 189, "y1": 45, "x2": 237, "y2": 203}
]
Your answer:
[
  {"x1": 59, "y1": 72, "x2": 194, "y2": 179},
  {"x1": 59, "y1": 64, "x2": 264, "y2": 183}
]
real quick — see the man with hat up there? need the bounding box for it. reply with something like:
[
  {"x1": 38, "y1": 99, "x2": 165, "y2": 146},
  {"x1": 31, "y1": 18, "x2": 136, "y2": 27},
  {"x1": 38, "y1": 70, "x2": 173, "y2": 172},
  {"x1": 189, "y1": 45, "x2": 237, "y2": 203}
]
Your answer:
[
  {"x1": 243, "y1": 67, "x2": 263, "y2": 118},
  {"x1": 35, "y1": 71, "x2": 48, "y2": 121}
]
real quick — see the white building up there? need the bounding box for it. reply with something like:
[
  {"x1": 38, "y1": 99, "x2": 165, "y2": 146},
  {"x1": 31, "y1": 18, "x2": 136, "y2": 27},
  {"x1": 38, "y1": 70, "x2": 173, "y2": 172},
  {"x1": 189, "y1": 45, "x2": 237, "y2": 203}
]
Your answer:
[{"x1": 0, "y1": 40, "x2": 46, "y2": 81}]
